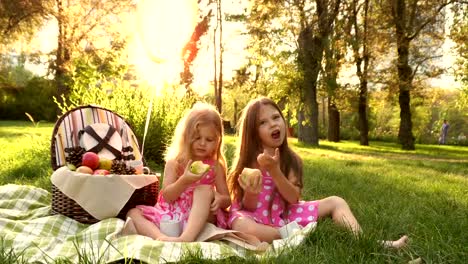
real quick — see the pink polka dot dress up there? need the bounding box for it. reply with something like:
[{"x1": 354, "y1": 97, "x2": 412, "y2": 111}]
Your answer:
[
  {"x1": 137, "y1": 159, "x2": 228, "y2": 229},
  {"x1": 228, "y1": 170, "x2": 319, "y2": 228}
]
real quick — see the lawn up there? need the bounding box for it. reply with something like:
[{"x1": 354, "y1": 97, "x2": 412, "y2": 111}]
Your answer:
[{"x1": 1, "y1": 121, "x2": 467, "y2": 263}]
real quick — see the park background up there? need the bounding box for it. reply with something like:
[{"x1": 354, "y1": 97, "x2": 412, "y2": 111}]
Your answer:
[{"x1": 0, "y1": 0, "x2": 467, "y2": 263}]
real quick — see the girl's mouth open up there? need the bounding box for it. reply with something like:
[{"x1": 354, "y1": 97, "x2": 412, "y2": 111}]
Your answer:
[{"x1": 271, "y1": 130, "x2": 280, "y2": 139}]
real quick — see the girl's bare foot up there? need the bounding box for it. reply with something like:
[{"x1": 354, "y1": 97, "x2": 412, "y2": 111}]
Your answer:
[{"x1": 381, "y1": 235, "x2": 409, "y2": 249}]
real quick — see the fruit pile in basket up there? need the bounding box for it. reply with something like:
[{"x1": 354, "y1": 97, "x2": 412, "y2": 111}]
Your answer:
[{"x1": 65, "y1": 146, "x2": 136, "y2": 175}]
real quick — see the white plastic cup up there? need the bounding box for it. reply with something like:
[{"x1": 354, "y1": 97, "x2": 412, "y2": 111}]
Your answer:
[
  {"x1": 159, "y1": 219, "x2": 182, "y2": 237},
  {"x1": 128, "y1": 160, "x2": 144, "y2": 174},
  {"x1": 278, "y1": 221, "x2": 301, "y2": 239}
]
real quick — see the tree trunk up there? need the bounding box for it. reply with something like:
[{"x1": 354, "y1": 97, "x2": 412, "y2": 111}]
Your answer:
[
  {"x1": 55, "y1": 0, "x2": 70, "y2": 107},
  {"x1": 216, "y1": 0, "x2": 223, "y2": 113},
  {"x1": 322, "y1": 96, "x2": 327, "y2": 134},
  {"x1": 327, "y1": 101, "x2": 340, "y2": 142},
  {"x1": 394, "y1": 0, "x2": 415, "y2": 150},
  {"x1": 351, "y1": 0, "x2": 369, "y2": 146},
  {"x1": 298, "y1": 26, "x2": 321, "y2": 145},
  {"x1": 297, "y1": 109, "x2": 304, "y2": 141},
  {"x1": 358, "y1": 80, "x2": 369, "y2": 145}
]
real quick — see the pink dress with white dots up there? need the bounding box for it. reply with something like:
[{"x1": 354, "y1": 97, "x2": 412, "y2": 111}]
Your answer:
[
  {"x1": 137, "y1": 159, "x2": 228, "y2": 229},
  {"x1": 228, "y1": 170, "x2": 319, "y2": 228}
]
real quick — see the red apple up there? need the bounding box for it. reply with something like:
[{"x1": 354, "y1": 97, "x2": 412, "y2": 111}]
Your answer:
[
  {"x1": 93, "y1": 169, "x2": 110, "y2": 176},
  {"x1": 76, "y1": 165, "x2": 93, "y2": 174},
  {"x1": 82, "y1": 152, "x2": 100, "y2": 170}
]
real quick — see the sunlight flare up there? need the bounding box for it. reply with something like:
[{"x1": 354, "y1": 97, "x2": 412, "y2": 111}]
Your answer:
[{"x1": 131, "y1": 0, "x2": 198, "y2": 91}]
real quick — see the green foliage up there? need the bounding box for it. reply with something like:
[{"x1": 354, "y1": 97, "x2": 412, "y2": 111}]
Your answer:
[
  {"x1": 0, "y1": 0, "x2": 49, "y2": 45},
  {"x1": 0, "y1": 76, "x2": 58, "y2": 121},
  {"x1": 450, "y1": 4, "x2": 468, "y2": 87},
  {"x1": 55, "y1": 77, "x2": 189, "y2": 164}
]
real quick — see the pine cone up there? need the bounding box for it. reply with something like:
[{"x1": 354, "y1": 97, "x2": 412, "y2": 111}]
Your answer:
[
  {"x1": 110, "y1": 160, "x2": 137, "y2": 175},
  {"x1": 65, "y1": 146, "x2": 85, "y2": 167},
  {"x1": 124, "y1": 166, "x2": 136, "y2": 175}
]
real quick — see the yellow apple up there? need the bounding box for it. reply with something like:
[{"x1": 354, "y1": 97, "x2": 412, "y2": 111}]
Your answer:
[
  {"x1": 98, "y1": 157, "x2": 113, "y2": 170},
  {"x1": 190, "y1": 161, "x2": 211, "y2": 174}
]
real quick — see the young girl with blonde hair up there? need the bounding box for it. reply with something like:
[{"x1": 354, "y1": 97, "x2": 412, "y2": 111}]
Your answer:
[
  {"x1": 227, "y1": 97, "x2": 407, "y2": 248},
  {"x1": 127, "y1": 102, "x2": 231, "y2": 242}
]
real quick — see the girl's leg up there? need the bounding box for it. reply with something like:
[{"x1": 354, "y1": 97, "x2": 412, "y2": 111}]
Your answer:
[
  {"x1": 231, "y1": 216, "x2": 281, "y2": 243},
  {"x1": 317, "y1": 196, "x2": 362, "y2": 235},
  {"x1": 159, "y1": 185, "x2": 213, "y2": 242},
  {"x1": 317, "y1": 196, "x2": 408, "y2": 248},
  {"x1": 126, "y1": 208, "x2": 164, "y2": 239}
]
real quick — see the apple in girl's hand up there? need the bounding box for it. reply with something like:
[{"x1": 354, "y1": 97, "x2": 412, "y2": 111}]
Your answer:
[
  {"x1": 98, "y1": 157, "x2": 113, "y2": 170},
  {"x1": 93, "y1": 169, "x2": 110, "y2": 176},
  {"x1": 76, "y1": 165, "x2": 93, "y2": 174},
  {"x1": 82, "y1": 152, "x2": 100, "y2": 170},
  {"x1": 241, "y1": 168, "x2": 261, "y2": 184},
  {"x1": 190, "y1": 161, "x2": 210, "y2": 174}
]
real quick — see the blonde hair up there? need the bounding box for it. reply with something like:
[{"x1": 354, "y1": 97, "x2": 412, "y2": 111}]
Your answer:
[
  {"x1": 228, "y1": 98, "x2": 302, "y2": 202},
  {"x1": 165, "y1": 102, "x2": 226, "y2": 171}
]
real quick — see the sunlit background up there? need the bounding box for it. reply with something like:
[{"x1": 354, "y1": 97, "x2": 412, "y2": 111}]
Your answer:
[
  {"x1": 23, "y1": 0, "x2": 250, "y2": 97},
  {"x1": 128, "y1": 0, "x2": 197, "y2": 94}
]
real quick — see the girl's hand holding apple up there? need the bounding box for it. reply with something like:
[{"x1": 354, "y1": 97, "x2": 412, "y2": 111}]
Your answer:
[
  {"x1": 238, "y1": 168, "x2": 262, "y2": 194},
  {"x1": 180, "y1": 160, "x2": 208, "y2": 184}
]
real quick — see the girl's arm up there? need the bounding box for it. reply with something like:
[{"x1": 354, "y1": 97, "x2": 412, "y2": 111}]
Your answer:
[
  {"x1": 161, "y1": 159, "x2": 198, "y2": 203},
  {"x1": 269, "y1": 166, "x2": 301, "y2": 204},
  {"x1": 258, "y1": 148, "x2": 301, "y2": 204},
  {"x1": 211, "y1": 163, "x2": 231, "y2": 211},
  {"x1": 242, "y1": 190, "x2": 260, "y2": 211}
]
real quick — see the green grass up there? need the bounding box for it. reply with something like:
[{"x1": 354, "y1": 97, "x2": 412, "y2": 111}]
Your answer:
[{"x1": 1, "y1": 121, "x2": 467, "y2": 263}]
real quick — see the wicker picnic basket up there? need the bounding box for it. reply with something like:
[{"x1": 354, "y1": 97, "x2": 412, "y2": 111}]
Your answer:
[{"x1": 50, "y1": 105, "x2": 159, "y2": 224}]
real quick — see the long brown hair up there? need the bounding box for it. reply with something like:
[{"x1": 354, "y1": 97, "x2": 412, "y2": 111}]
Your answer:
[
  {"x1": 165, "y1": 102, "x2": 227, "y2": 173},
  {"x1": 227, "y1": 98, "x2": 302, "y2": 202}
]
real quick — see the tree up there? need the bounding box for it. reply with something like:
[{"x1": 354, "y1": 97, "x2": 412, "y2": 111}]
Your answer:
[
  {"x1": 346, "y1": 0, "x2": 371, "y2": 145},
  {"x1": 52, "y1": 0, "x2": 135, "y2": 104},
  {"x1": 296, "y1": 0, "x2": 341, "y2": 145},
  {"x1": 243, "y1": 0, "x2": 341, "y2": 145},
  {"x1": 386, "y1": 0, "x2": 455, "y2": 150},
  {"x1": 449, "y1": 2, "x2": 468, "y2": 115},
  {"x1": 0, "y1": 0, "x2": 49, "y2": 44},
  {"x1": 213, "y1": 0, "x2": 224, "y2": 113},
  {"x1": 323, "y1": 14, "x2": 346, "y2": 142}
]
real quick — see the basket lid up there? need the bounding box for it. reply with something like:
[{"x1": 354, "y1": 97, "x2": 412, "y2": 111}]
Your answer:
[{"x1": 80, "y1": 123, "x2": 123, "y2": 160}]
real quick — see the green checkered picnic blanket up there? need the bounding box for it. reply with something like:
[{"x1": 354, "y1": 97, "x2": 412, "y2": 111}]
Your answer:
[{"x1": 0, "y1": 184, "x2": 315, "y2": 263}]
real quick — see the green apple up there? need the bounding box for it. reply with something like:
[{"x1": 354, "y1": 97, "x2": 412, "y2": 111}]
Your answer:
[
  {"x1": 241, "y1": 168, "x2": 261, "y2": 183},
  {"x1": 66, "y1": 163, "x2": 76, "y2": 171},
  {"x1": 98, "y1": 157, "x2": 113, "y2": 170},
  {"x1": 190, "y1": 161, "x2": 210, "y2": 174}
]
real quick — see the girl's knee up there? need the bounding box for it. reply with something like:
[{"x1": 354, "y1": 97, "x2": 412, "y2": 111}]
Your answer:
[
  {"x1": 231, "y1": 218, "x2": 255, "y2": 233},
  {"x1": 330, "y1": 196, "x2": 348, "y2": 207},
  {"x1": 320, "y1": 196, "x2": 348, "y2": 212},
  {"x1": 193, "y1": 185, "x2": 214, "y2": 199},
  {"x1": 127, "y1": 207, "x2": 141, "y2": 218}
]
